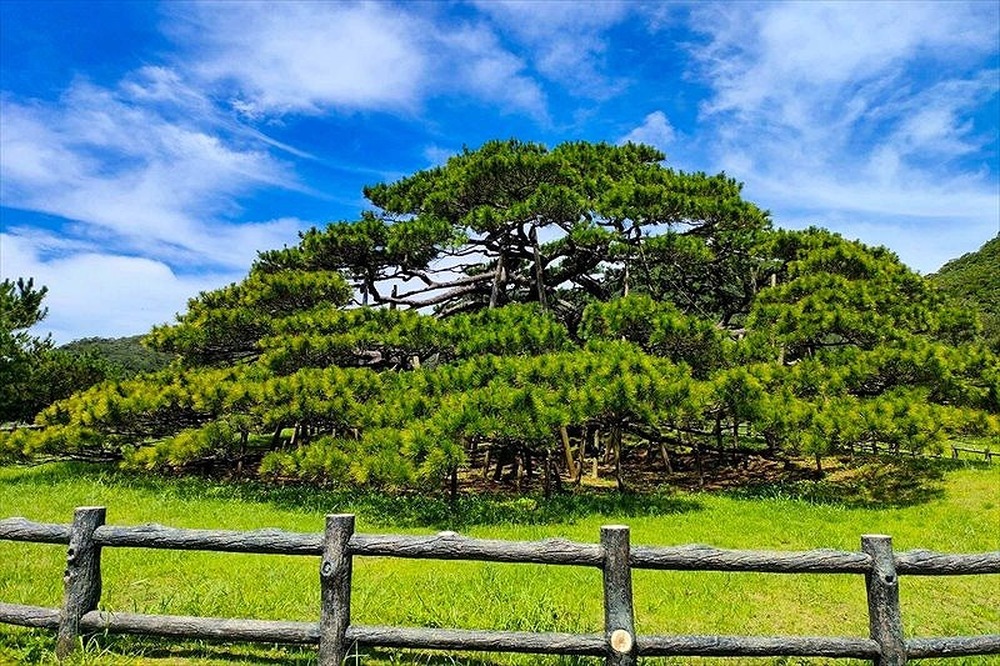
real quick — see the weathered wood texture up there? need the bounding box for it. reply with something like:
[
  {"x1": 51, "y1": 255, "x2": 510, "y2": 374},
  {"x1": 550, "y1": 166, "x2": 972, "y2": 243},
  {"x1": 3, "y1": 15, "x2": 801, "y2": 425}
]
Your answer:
[
  {"x1": 863, "y1": 535, "x2": 907, "y2": 666},
  {"x1": 3, "y1": 507, "x2": 1000, "y2": 664},
  {"x1": 631, "y1": 545, "x2": 871, "y2": 573},
  {"x1": 0, "y1": 517, "x2": 71, "y2": 544},
  {"x1": 636, "y1": 635, "x2": 881, "y2": 658},
  {"x1": 346, "y1": 626, "x2": 607, "y2": 655},
  {"x1": 319, "y1": 514, "x2": 354, "y2": 666},
  {"x1": 56, "y1": 506, "x2": 105, "y2": 659},
  {"x1": 79, "y1": 610, "x2": 319, "y2": 643},
  {"x1": 93, "y1": 524, "x2": 322, "y2": 554},
  {"x1": 350, "y1": 533, "x2": 603, "y2": 566},
  {"x1": 0, "y1": 603, "x2": 60, "y2": 628},
  {"x1": 906, "y1": 635, "x2": 1000, "y2": 658},
  {"x1": 895, "y1": 550, "x2": 1000, "y2": 575},
  {"x1": 602, "y1": 525, "x2": 636, "y2": 666},
  {"x1": 5, "y1": 515, "x2": 995, "y2": 575}
]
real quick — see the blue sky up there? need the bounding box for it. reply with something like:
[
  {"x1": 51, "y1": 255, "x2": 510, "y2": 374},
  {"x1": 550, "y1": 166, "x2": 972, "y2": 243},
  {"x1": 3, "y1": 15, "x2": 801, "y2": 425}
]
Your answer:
[{"x1": 1, "y1": 1, "x2": 998, "y2": 343}]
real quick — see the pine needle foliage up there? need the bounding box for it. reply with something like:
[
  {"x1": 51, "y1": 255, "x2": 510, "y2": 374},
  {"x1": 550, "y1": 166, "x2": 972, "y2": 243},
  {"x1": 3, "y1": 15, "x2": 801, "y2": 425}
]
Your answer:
[{"x1": 3, "y1": 142, "x2": 997, "y2": 492}]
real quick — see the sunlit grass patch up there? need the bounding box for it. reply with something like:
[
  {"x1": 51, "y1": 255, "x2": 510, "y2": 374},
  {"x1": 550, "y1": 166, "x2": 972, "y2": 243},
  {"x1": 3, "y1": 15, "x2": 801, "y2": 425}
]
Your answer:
[{"x1": 1, "y1": 461, "x2": 997, "y2": 665}]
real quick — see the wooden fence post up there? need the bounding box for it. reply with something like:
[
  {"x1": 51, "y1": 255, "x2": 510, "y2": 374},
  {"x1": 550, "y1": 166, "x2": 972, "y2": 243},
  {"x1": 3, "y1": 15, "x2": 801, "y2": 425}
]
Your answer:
[
  {"x1": 602, "y1": 525, "x2": 637, "y2": 666},
  {"x1": 862, "y1": 535, "x2": 906, "y2": 666},
  {"x1": 320, "y1": 514, "x2": 355, "y2": 665},
  {"x1": 56, "y1": 506, "x2": 106, "y2": 660}
]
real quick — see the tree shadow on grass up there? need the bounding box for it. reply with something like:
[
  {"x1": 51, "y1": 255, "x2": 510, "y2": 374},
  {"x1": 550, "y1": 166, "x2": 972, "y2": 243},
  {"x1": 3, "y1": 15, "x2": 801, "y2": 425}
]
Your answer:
[
  {"x1": 1, "y1": 460, "x2": 702, "y2": 529},
  {"x1": 724, "y1": 456, "x2": 980, "y2": 508},
  {"x1": 257, "y1": 485, "x2": 703, "y2": 530}
]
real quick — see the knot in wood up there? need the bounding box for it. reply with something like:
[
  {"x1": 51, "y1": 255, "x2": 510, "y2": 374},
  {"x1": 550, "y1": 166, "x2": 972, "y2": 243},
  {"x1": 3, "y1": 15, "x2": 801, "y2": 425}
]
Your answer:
[
  {"x1": 321, "y1": 561, "x2": 334, "y2": 576},
  {"x1": 610, "y1": 628, "x2": 633, "y2": 653}
]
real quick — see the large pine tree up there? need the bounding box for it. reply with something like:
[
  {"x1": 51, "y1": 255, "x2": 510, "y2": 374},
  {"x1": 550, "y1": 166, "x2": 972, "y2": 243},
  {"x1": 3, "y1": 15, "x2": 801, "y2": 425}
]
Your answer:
[{"x1": 4, "y1": 141, "x2": 997, "y2": 492}]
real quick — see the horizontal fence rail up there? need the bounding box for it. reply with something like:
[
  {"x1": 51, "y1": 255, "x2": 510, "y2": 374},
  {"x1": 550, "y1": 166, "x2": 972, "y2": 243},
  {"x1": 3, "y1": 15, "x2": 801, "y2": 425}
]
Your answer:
[{"x1": 1, "y1": 509, "x2": 998, "y2": 664}]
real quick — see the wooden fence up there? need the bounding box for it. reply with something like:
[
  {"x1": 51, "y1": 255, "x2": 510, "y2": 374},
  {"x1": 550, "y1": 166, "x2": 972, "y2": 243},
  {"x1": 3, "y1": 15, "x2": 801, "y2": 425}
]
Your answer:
[
  {"x1": 1, "y1": 507, "x2": 998, "y2": 665},
  {"x1": 841, "y1": 442, "x2": 996, "y2": 463},
  {"x1": 951, "y1": 446, "x2": 995, "y2": 463}
]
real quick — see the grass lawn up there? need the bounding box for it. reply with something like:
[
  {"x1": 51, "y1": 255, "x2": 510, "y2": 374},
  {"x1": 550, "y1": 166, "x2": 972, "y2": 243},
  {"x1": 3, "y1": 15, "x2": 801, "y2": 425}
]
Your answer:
[{"x1": 0, "y1": 459, "x2": 998, "y2": 665}]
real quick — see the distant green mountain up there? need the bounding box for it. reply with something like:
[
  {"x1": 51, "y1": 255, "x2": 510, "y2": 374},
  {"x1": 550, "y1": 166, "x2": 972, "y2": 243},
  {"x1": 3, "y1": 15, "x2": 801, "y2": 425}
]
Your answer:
[
  {"x1": 929, "y1": 236, "x2": 1000, "y2": 351},
  {"x1": 60, "y1": 334, "x2": 174, "y2": 376}
]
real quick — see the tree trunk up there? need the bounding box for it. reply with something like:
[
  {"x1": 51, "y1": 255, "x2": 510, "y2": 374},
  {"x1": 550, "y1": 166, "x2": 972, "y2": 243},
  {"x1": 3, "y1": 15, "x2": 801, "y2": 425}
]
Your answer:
[
  {"x1": 659, "y1": 440, "x2": 673, "y2": 473},
  {"x1": 489, "y1": 254, "x2": 506, "y2": 308},
  {"x1": 765, "y1": 433, "x2": 776, "y2": 458},
  {"x1": 692, "y1": 435, "x2": 704, "y2": 487},
  {"x1": 612, "y1": 425, "x2": 626, "y2": 493},
  {"x1": 714, "y1": 413, "x2": 724, "y2": 452},
  {"x1": 237, "y1": 430, "x2": 249, "y2": 475},
  {"x1": 542, "y1": 449, "x2": 552, "y2": 499},
  {"x1": 575, "y1": 426, "x2": 586, "y2": 485},
  {"x1": 560, "y1": 426, "x2": 577, "y2": 478},
  {"x1": 731, "y1": 420, "x2": 740, "y2": 466},
  {"x1": 289, "y1": 422, "x2": 302, "y2": 448},
  {"x1": 492, "y1": 447, "x2": 505, "y2": 481},
  {"x1": 530, "y1": 226, "x2": 548, "y2": 309}
]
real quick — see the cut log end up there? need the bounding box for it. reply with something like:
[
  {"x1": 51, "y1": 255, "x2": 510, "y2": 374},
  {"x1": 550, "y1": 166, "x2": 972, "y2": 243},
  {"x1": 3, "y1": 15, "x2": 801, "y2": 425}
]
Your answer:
[{"x1": 610, "y1": 628, "x2": 633, "y2": 653}]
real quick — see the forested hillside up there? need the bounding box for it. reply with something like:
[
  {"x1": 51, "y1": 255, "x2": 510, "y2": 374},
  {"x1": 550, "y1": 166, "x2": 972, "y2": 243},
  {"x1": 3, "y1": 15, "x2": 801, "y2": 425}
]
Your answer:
[
  {"x1": 929, "y1": 236, "x2": 1000, "y2": 352},
  {"x1": 3, "y1": 140, "x2": 997, "y2": 493},
  {"x1": 60, "y1": 335, "x2": 174, "y2": 376}
]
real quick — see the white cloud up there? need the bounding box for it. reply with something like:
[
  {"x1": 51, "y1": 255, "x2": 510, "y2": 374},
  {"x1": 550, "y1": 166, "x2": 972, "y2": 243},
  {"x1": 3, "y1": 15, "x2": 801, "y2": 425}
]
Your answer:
[
  {"x1": 694, "y1": 2, "x2": 996, "y2": 122},
  {"x1": 0, "y1": 73, "x2": 304, "y2": 269},
  {"x1": 684, "y1": 1, "x2": 1000, "y2": 273},
  {"x1": 437, "y1": 23, "x2": 547, "y2": 118},
  {"x1": 1, "y1": 233, "x2": 240, "y2": 343},
  {"x1": 169, "y1": 2, "x2": 546, "y2": 118},
  {"x1": 619, "y1": 111, "x2": 676, "y2": 152},
  {"x1": 471, "y1": 0, "x2": 631, "y2": 98},
  {"x1": 423, "y1": 144, "x2": 457, "y2": 167},
  {"x1": 176, "y1": 3, "x2": 427, "y2": 115}
]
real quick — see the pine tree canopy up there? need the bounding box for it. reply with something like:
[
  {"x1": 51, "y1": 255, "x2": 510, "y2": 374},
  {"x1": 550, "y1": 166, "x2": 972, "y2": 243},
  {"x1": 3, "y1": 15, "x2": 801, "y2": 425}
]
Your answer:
[{"x1": 3, "y1": 141, "x2": 997, "y2": 492}]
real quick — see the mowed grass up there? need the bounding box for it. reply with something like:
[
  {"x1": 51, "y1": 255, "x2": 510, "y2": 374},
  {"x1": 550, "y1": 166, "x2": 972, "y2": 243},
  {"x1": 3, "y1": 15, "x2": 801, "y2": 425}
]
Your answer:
[{"x1": 0, "y1": 461, "x2": 998, "y2": 665}]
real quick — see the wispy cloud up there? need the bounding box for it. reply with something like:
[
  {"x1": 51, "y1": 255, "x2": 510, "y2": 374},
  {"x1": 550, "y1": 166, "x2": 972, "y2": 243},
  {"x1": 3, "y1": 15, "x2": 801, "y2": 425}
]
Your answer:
[
  {"x1": 685, "y1": 0, "x2": 1000, "y2": 272},
  {"x1": 172, "y1": 2, "x2": 428, "y2": 116},
  {"x1": 0, "y1": 69, "x2": 303, "y2": 269},
  {"x1": 0, "y1": 232, "x2": 239, "y2": 343},
  {"x1": 473, "y1": 0, "x2": 631, "y2": 99},
  {"x1": 169, "y1": 2, "x2": 546, "y2": 119}
]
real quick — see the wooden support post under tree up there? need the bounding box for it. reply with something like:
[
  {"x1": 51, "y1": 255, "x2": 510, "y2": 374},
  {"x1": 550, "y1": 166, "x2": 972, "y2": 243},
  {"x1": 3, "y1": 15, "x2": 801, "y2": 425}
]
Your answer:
[
  {"x1": 56, "y1": 506, "x2": 106, "y2": 659},
  {"x1": 601, "y1": 525, "x2": 636, "y2": 666},
  {"x1": 611, "y1": 425, "x2": 626, "y2": 493},
  {"x1": 560, "y1": 426, "x2": 577, "y2": 478},
  {"x1": 319, "y1": 514, "x2": 355, "y2": 665},
  {"x1": 862, "y1": 535, "x2": 906, "y2": 666}
]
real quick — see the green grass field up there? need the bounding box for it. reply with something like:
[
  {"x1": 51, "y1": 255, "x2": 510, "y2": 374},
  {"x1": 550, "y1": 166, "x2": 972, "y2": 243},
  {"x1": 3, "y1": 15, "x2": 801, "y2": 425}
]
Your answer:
[{"x1": 1, "y1": 460, "x2": 998, "y2": 665}]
